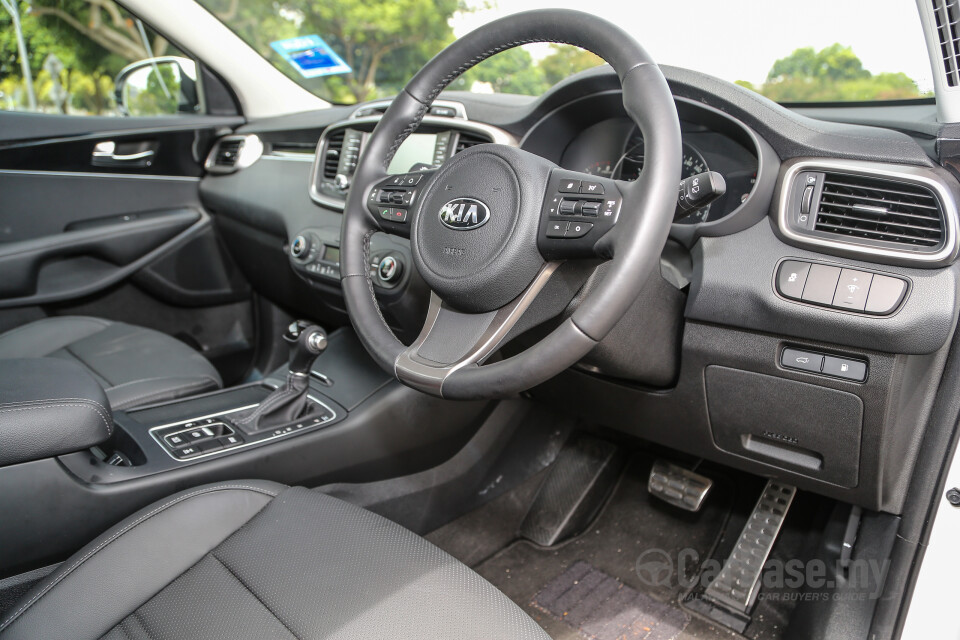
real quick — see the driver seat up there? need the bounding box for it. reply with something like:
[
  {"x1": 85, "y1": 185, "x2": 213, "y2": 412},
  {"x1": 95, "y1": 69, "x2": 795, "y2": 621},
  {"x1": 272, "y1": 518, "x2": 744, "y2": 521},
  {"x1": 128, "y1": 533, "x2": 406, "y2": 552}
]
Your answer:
[{"x1": 0, "y1": 481, "x2": 551, "y2": 640}]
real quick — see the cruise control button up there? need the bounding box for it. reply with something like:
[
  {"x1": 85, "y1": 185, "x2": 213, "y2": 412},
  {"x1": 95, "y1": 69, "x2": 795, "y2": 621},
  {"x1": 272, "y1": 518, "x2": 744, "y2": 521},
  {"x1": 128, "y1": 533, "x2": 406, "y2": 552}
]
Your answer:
[
  {"x1": 823, "y1": 356, "x2": 867, "y2": 382},
  {"x1": 558, "y1": 179, "x2": 581, "y2": 193},
  {"x1": 781, "y1": 348, "x2": 823, "y2": 373},
  {"x1": 566, "y1": 222, "x2": 593, "y2": 238},
  {"x1": 801, "y1": 264, "x2": 841, "y2": 305},
  {"x1": 579, "y1": 181, "x2": 604, "y2": 195},
  {"x1": 777, "y1": 260, "x2": 811, "y2": 300},
  {"x1": 832, "y1": 269, "x2": 873, "y2": 312},
  {"x1": 865, "y1": 275, "x2": 907, "y2": 315},
  {"x1": 546, "y1": 221, "x2": 568, "y2": 238}
]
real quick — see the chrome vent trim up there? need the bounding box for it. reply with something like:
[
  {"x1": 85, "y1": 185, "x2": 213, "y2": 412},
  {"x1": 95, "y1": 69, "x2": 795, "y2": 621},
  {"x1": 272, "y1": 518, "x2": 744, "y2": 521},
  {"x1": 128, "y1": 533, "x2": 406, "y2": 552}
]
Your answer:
[
  {"x1": 777, "y1": 159, "x2": 960, "y2": 267},
  {"x1": 204, "y1": 135, "x2": 263, "y2": 174}
]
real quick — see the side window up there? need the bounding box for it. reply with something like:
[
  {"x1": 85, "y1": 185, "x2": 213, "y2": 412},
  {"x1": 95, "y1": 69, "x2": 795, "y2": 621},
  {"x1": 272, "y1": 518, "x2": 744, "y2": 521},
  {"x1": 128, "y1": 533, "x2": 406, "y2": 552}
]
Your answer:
[{"x1": 0, "y1": 0, "x2": 201, "y2": 117}]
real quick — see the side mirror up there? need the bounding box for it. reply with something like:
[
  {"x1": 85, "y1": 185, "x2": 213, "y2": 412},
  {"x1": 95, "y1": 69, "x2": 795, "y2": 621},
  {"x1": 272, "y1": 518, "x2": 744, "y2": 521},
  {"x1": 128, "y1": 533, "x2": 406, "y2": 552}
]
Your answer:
[{"x1": 114, "y1": 57, "x2": 200, "y2": 117}]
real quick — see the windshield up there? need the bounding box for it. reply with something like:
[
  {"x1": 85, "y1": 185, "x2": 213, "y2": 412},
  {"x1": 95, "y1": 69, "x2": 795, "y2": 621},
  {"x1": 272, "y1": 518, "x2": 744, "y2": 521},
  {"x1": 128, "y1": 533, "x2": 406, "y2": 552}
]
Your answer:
[{"x1": 197, "y1": 0, "x2": 934, "y2": 106}]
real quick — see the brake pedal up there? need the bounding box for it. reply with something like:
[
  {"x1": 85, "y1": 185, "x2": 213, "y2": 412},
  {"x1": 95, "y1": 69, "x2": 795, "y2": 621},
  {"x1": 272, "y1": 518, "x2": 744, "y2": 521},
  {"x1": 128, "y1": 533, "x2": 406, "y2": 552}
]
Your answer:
[
  {"x1": 647, "y1": 460, "x2": 713, "y2": 512},
  {"x1": 703, "y1": 480, "x2": 796, "y2": 614}
]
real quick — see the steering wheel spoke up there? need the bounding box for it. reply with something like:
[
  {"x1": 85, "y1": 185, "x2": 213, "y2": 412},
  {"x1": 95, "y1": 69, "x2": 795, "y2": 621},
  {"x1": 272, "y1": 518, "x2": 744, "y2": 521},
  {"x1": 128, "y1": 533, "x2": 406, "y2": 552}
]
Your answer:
[
  {"x1": 365, "y1": 169, "x2": 439, "y2": 239},
  {"x1": 537, "y1": 169, "x2": 625, "y2": 260},
  {"x1": 395, "y1": 262, "x2": 561, "y2": 395}
]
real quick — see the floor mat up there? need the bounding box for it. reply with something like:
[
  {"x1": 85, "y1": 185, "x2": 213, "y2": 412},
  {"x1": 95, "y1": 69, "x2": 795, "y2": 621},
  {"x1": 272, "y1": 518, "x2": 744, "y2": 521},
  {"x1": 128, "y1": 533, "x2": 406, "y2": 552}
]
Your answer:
[
  {"x1": 534, "y1": 560, "x2": 691, "y2": 640},
  {"x1": 467, "y1": 455, "x2": 745, "y2": 640}
]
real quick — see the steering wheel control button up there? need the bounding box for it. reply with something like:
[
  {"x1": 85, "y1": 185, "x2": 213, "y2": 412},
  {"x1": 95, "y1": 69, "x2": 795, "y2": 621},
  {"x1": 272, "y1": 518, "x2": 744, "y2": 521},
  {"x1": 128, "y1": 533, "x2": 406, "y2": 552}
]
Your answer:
[
  {"x1": 865, "y1": 275, "x2": 908, "y2": 315},
  {"x1": 546, "y1": 221, "x2": 568, "y2": 238},
  {"x1": 580, "y1": 202, "x2": 601, "y2": 217},
  {"x1": 781, "y1": 348, "x2": 824, "y2": 373},
  {"x1": 823, "y1": 356, "x2": 868, "y2": 382},
  {"x1": 566, "y1": 222, "x2": 594, "y2": 238},
  {"x1": 558, "y1": 179, "x2": 581, "y2": 193},
  {"x1": 559, "y1": 200, "x2": 577, "y2": 215},
  {"x1": 776, "y1": 261, "x2": 811, "y2": 300},
  {"x1": 832, "y1": 269, "x2": 873, "y2": 312},
  {"x1": 579, "y1": 181, "x2": 604, "y2": 195},
  {"x1": 800, "y1": 264, "x2": 841, "y2": 305}
]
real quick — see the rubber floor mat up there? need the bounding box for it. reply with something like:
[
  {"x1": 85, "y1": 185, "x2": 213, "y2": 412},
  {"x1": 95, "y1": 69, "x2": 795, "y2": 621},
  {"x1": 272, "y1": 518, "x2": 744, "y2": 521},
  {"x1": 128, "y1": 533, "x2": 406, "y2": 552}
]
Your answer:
[{"x1": 534, "y1": 560, "x2": 690, "y2": 640}]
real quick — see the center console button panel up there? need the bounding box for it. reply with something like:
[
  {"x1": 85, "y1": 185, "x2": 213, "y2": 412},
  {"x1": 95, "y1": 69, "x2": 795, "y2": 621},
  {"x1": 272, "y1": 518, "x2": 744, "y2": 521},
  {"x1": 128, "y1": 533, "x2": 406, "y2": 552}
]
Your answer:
[
  {"x1": 150, "y1": 395, "x2": 337, "y2": 462},
  {"x1": 774, "y1": 259, "x2": 908, "y2": 315}
]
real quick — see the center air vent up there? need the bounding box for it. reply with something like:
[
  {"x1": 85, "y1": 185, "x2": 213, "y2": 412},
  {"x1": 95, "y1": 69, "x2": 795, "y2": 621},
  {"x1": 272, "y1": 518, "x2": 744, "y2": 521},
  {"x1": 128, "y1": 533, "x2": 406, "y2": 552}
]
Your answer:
[
  {"x1": 205, "y1": 135, "x2": 263, "y2": 174},
  {"x1": 932, "y1": 0, "x2": 960, "y2": 86},
  {"x1": 455, "y1": 132, "x2": 489, "y2": 154},
  {"x1": 815, "y1": 172, "x2": 944, "y2": 248},
  {"x1": 780, "y1": 160, "x2": 958, "y2": 265},
  {"x1": 322, "y1": 130, "x2": 344, "y2": 179}
]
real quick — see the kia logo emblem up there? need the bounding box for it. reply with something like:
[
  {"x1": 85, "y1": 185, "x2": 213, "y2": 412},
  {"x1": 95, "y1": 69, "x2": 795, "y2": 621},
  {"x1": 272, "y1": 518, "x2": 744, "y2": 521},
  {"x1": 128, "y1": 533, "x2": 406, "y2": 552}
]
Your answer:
[{"x1": 438, "y1": 198, "x2": 490, "y2": 230}]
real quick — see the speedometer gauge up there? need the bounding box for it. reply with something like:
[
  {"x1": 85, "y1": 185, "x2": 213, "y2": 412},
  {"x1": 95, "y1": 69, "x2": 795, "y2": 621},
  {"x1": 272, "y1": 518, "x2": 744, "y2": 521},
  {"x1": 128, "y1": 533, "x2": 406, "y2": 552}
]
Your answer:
[{"x1": 584, "y1": 160, "x2": 615, "y2": 178}]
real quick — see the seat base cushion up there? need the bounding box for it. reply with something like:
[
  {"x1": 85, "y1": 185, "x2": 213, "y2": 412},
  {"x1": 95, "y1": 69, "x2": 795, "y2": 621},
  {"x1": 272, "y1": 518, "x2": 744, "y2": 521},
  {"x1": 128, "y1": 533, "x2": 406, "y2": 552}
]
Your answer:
[
  {"x1": 0, "y1": 482, "x2": 551, "y2": 640},
  {"x1": 0, "y1": 316, "x2": 222, "y2": 410}
]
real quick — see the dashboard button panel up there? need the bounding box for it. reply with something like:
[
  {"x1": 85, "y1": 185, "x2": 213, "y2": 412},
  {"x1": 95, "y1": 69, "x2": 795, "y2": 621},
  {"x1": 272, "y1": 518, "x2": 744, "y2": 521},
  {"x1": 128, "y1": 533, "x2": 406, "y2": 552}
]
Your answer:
[
  {"x1": 781, "y1": 347, "x2": 867, "y2": 382},
  {"x1": 775, "y1": 259, "x2": 908, "y2": 316}
]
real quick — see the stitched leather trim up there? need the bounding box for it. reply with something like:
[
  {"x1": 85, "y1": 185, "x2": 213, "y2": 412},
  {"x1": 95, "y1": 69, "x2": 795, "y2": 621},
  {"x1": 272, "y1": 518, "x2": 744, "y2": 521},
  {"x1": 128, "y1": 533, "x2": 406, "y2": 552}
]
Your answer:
[
  {"x1": 0, "y1": 484, "x2": 279, "y2": 633},
  {"x1": 0, "y1": 398, "x2": 112, "y2": 437},
  {"x1": 109, "y1": 376, "x2": 221, "y2": 411}
]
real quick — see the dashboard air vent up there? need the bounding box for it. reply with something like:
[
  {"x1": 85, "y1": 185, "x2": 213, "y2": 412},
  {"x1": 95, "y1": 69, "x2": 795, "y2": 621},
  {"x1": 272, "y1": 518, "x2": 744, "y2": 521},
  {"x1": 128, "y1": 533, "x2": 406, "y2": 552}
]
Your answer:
[
  {"x1": 455, "y1": 132, "x2": 489, "y2": 154},
  {"x1": 205, "y1": 135, "x2": 263, "y2": 175},
  {"x1": 323, "y1": 130, "x2": 344, "y2": 179},
  {"x1": 815, "y1": 172, "x2": 945, "y2": 248},
  {"x1": 214, "y1": 138, "x2": 243, "y2": 167},
  {"x1": 932, "y1": 0, "x2": 960, "y2": 86}
]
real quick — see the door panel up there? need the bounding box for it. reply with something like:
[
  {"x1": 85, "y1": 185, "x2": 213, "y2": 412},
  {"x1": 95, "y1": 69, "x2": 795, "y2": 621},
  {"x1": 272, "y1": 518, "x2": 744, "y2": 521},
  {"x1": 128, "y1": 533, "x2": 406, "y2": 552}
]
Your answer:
[{"x1": 0, "y1": 112, "x2": 256, "y2": 384}]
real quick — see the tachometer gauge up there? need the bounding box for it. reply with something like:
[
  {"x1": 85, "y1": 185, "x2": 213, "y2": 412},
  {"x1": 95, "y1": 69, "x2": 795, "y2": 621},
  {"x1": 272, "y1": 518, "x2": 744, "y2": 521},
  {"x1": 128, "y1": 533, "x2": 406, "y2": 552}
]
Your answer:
[
  {"x1": 614, "y1": 137, "x2": 713, "y2": 224},
  {"x1": 584, "y1": 160, "x2": 615, "y2": 178}
]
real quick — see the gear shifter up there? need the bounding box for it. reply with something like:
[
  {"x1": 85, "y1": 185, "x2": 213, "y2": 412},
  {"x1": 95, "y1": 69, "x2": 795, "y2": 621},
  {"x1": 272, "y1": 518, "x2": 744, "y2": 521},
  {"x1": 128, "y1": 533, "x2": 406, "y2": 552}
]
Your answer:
[{"x1": 235, "y1": 321, "x2": 327, "y2": 432}]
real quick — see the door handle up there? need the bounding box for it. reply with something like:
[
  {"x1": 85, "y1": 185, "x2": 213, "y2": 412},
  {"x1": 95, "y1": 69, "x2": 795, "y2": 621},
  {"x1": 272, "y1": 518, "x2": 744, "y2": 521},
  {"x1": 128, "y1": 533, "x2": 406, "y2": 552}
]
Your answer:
[{"x1": 92, "y1": 140, "x2": 156, "y2": 168}]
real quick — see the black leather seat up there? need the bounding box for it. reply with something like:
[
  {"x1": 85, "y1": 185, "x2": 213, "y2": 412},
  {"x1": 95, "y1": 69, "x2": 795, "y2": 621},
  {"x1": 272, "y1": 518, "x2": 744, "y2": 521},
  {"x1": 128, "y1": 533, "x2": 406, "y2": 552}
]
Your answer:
[
  {"x1": 0, "y1": 316, "x2": 222, "y2": 410},
  {"x1": 0, "y1": 481, "x2": 550, "y2": 640}
]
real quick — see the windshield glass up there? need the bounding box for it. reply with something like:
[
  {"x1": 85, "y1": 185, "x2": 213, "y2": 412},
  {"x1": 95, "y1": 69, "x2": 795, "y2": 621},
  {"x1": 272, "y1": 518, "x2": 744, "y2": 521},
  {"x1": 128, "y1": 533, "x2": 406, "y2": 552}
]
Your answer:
[{"x1": 196, "y1": 0, "x2": 934, "y2": 105}]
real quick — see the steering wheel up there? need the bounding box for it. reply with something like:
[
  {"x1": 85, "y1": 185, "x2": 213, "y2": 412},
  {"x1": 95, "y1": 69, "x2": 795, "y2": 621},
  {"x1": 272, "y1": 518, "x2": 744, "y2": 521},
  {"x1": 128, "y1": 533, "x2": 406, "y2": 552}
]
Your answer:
[{"x1": 340, "y1": 9, "x2": 681, "y2": 400}]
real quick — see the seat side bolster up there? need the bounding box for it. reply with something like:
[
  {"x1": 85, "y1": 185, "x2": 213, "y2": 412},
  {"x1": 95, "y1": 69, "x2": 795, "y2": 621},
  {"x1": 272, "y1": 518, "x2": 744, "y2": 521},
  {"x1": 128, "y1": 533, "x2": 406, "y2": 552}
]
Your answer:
[{"x1": 0, "y1": 481, "x2": 285, "y2": 640}]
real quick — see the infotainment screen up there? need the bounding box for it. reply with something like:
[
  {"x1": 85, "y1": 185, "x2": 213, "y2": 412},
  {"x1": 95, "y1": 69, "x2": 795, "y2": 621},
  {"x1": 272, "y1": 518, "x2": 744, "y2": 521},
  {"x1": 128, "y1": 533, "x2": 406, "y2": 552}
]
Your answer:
[{"x1": 388, "y1": 133, "x2": 438, "y2": 174}]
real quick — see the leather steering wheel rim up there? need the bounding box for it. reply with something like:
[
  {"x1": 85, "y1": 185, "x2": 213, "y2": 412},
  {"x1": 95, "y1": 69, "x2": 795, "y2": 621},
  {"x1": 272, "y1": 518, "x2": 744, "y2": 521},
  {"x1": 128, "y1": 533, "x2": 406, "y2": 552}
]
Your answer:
[{"x1": 340, "y1": 8, "x2": 681, "y2": 400}]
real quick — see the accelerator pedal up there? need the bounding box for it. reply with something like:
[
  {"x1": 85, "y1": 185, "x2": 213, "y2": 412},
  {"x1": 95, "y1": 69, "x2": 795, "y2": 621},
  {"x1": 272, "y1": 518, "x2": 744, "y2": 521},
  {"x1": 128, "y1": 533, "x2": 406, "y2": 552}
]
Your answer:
[
  {"x1": 702, "y1": 481, "x2": 796, "y2": 619},
  {"x1": 647, "y1": 460, "x2": 713, "y2": 512},
  {"x1": 518, "y1": 436, "x2": 623, "y2": 546}
]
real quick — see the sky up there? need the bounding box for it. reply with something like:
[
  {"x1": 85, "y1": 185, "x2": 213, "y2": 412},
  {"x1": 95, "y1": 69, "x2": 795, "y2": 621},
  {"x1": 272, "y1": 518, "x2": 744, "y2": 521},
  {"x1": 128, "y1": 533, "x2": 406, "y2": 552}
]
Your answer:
[{"x1": 451, "y1": 0, "x2": 935, "y2": 91}]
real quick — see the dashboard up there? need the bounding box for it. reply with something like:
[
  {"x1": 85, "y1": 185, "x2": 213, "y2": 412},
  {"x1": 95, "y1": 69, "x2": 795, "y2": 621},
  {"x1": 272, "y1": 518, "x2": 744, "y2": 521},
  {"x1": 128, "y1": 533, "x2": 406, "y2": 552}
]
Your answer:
[{"x1": 198, "y1": 64, "x2": 960, "y2": 515}]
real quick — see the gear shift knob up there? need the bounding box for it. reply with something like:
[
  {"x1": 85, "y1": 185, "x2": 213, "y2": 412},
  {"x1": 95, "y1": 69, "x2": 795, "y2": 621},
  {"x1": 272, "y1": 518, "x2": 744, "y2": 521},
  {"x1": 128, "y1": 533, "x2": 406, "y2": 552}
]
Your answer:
[{"x1": 283, "y1": 320, "x2": 327, "y2": 376}]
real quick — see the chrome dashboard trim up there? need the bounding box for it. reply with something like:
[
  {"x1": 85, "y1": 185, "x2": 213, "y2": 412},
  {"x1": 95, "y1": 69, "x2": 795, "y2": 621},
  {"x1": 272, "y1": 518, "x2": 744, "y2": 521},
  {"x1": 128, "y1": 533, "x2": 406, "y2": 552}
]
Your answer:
[{"x1": 776, "y1": 158, "x2": 960, "y2": 267}]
